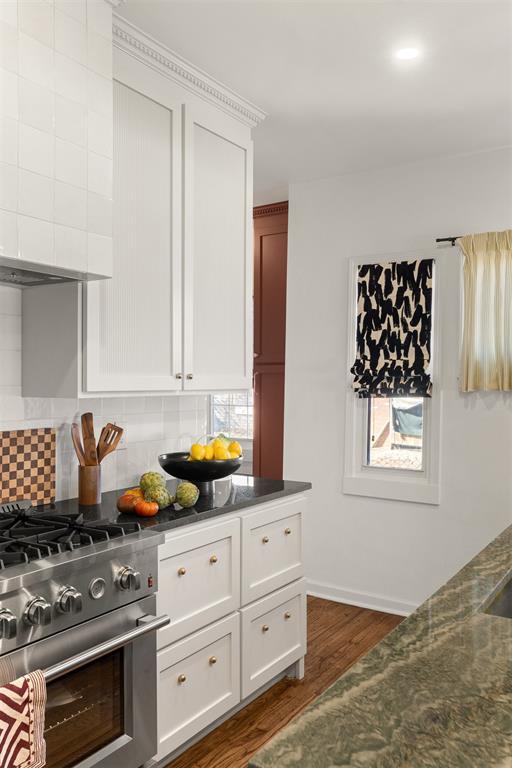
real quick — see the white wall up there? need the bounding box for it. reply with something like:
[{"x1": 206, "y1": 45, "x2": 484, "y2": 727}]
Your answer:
[
  {"x1": 285, "y1": 147, "x2": 512, "y2": 614},
  {"x1": 0, "y1": 284, "x2": 208, "y2": 500}
]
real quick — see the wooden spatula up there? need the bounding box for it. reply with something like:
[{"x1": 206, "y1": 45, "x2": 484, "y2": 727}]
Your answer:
[
  {"x1": 71, "y1": 423, "x2": 86, "y2": 467},
  {"x1": 97, "y1": 423, "x2": 123, "y2": 463},
  {"x1": 81, "y1": 412, "x2": 98, "y2": 466}
]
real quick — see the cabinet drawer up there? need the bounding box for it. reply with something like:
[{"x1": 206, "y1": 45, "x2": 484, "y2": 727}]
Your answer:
[
  {"x1": 240, "y1": 579, "x2": 306, "y2": 698},
  {"x1": 156, "y1": 612, "x2": 240, "y2": 760},
  {"x1": 157, "y1": 519, "x2": 240, "y2": 647},
  {"x1": 241, "y1": 496, "x2": 305, "y2": 604}
]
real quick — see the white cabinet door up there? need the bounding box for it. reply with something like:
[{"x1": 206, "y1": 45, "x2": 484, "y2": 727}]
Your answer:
[
  {"x1": 241, "y1": 496, "x2": 305, "y2": 604},
  {"x1": 84, "y1": 80, "x2": 183, "y2": 392},
  {"x1": 240, "y1": 580, "x2": 306, "y2": 698},
  {"x1": 157, "y1": 518, "x2": 241, "y2": 648},
  {"x1": 183, "y1": 105, "x2": 253, "y2": 391},
  {"x1": 156, "y1": 613, "x2": 240, "y2": 761}
]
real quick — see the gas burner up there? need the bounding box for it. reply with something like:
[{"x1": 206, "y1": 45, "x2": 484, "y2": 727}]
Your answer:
[{"x1": 0, "y1": 503, "x2": 141, "y2": 568}]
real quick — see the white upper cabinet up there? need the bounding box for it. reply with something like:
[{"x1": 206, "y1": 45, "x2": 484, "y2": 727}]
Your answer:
[
  {"x1": 22, "y1": 15, "x2": 265, "y2": 397},
  {"x1": 85, "y1": 80, "x2": 183, "y2": 392},
  {"x1": 183, "y1": 108, "x2": 253, "y2": 391}
]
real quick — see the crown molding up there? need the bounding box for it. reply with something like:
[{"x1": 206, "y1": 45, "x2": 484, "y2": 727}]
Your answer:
[
  {"x1": 104, "y1": 0, "x2": 125, "y2": 6},
  {"x1": 253, "y1": 201, "x2": 288, "y2": 217},
  {"x1": 112, "y1": 15, "x2": 266, "y2": 128}
]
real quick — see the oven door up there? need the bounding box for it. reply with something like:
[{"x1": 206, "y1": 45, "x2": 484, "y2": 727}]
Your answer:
[{"x1": 2, "y1": 596, "x2": 167, "y2": 768}]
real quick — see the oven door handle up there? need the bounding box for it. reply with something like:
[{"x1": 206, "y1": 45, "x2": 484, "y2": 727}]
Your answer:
[{"x1": 43, "y1": 614, "x2": 170, "y2": 683}]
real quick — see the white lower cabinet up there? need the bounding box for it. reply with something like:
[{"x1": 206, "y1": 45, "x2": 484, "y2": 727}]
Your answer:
[
  {"x1": 241, "y1": 495, "x2": 305, "y2": 604},
  {"x1": 157, "y1": 518, "x2": 240, "y2": 648},
  {"x1": 156, "y1": 612, "x2": 240, "y2": 761},
  {"x1": 156, "y1": 494, "x2": 308, "y2": 763},
  {"x1": 241, "y1": 579, "x2": 307, "y2": 698}
]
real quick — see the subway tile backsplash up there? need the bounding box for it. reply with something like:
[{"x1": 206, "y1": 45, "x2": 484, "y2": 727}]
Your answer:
[{"x1": 0, "y1": 285, "x2": 209, "y2": 502}]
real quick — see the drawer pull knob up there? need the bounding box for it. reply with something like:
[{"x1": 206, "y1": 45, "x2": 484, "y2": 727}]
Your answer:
[
  {"x1": 284, "y1": 611, "x2": 292, "y2": 620},
  {"x1": 210, "y1": 555, "x2": 218, "y2": 564},
  {"x1": 262, "y1": 624, "x2": 269, "y2": 633},
  {"x1": 209, "y1": 656, "x2": 217, "y2": 665},
  {"x1": 262, "y1": 536, "x2": 269, "y2": 544},
  {"x1": 178, "y1": 567, "x2": 187, "y2": 576},
  {"x1": 284, "y1": 528, "x2": 292, "y2": 535},
  {"x1": 177, "y1": 674, "x2": 187, "y2": 684}
]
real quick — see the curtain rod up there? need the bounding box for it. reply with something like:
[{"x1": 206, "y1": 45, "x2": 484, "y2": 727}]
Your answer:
[{"x1": 436, "y1": 236, "x2": 461, "y2": 246}]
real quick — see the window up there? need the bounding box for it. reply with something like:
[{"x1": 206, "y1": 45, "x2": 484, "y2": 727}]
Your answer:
[
  {"x1": 343, "y1": 254, "x2": 441, "y2": 505},
  {"x1": 366, "y1": 397, "x2": 423, "y2": 471},
  {"x1": 210, "y1": 391, "x2": 254, "y2": 440}
]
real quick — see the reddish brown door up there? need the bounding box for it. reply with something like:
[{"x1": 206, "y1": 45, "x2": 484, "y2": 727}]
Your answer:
[{"x1": 253, "y1": 201, "x2": 288, "y2": 479}]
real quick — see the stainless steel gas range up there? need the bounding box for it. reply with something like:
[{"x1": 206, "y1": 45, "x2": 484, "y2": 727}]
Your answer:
[{"x1": 0, "y1": 501, "x2": 169, "y2": 768}]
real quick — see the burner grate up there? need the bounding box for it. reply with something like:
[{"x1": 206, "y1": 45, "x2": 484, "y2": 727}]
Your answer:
[{"x1": 0, "y1": 505, "x2": 141, "y2": 568}]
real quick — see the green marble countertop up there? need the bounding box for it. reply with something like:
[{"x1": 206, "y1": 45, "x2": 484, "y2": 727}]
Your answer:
[{"x1": 249, "y1": 524, "x2": 512, "y2": 768}]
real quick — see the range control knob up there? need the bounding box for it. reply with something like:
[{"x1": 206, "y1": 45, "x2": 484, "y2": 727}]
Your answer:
[
  {"x1": 0, "y1": 609, "x2": 17, "y2": 640},
  {"x1": 117, "y1": 566, "x2": 141, "y2": 592},
  {"x1": 57, "y1": 586, "x2": 83, "y2": 614},
  {"x1": 24, "y1": 597, "x2": 52, "y2": 627}
]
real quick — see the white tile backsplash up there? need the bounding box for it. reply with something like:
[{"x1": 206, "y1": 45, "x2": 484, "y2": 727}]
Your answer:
[
  {"x1": 18, "y1": 168, "x2": 54, "y2": 221},
  {"x1": 0, "y1": 67, "x2": 19, "y2": 120},
  {"x1": 0, "y1": 2, "x2": 18, "y2": 29},
  {"x1": 87, "y1": 151, "x2": 112, "y2": 197},
  {"x1": 18, "y1": 32, "x2": 53, "y2": 89},
  {"x1": 55, "y1": 138, "x2": 87, "y2": 188},
  {"x1": 55, "y1": 52, "x2": 87, "y2": 104},
  {"x1": 55, "y1": 9, "x2": 88, "y2": 66},
  {"x1": 0, "y1": 161, "x2": 18, "y2": 211},
  {"x1": 87, "y1": 27, "x2": 112, "y2": 78},
  {"x1": 19, "y1": 122, "x2": 54, "y2": 177},
  {"x1": 0, "y1": 208, "x2": 18, "y2": 259},
  {"x1": 87, "y1": 191, "x2": 112, "y2": 236},
  {"x1": 87, "y1": 231, "x2": 112, "y2": 275},
  {"x1": 18, "y1": 78, "x2": 55, "y2": 133},
  {"x1": 18, "y1": 214, "x2": 54, "y2": 263},
  {"x1": 55, "y1": 223, "x2": 87, "y2": 271},
  {"x1": 0, "y1": 285, "x2": 210, "y2": 500},
  {"x1": 0, "y1": 116, "x2": 18, "y2": 165},
  {"x1": 87, "y1": 109, "x2": 112, "y2": 158},
  {"x1": 19, "y1": 0, "x2": 54, "y2": 48},
  {"x1": 0, "y1": 20, "x2": 19, "y2": 74},
  {"x1": 86, "y1": 0, "x2": 112, "y2": 40},
  {"x1": 55, "y1": 0, "x2": 87, "y2": 25},
  {"x1": 55, "y1": 95, "x2": 87, "y2": 146},
  {"x1": 54, "y1": 180, "x2": 87, "y2": 229}
]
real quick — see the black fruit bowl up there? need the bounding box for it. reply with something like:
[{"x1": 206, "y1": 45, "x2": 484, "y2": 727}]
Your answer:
[{"x1": 158, "y1": 451, "x2": 242, "y2": 495}]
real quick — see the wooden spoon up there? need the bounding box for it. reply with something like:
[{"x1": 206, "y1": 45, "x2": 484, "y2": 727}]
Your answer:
[
  {"x1": 71, "y1": 423, "x2": 86, "y2": 467},
  {"x1": 81, "y1": 412, "x2": 98, "y2": 466},
  {"x1": 97, "y1": 423, "x2": 123, "y2": 463}
]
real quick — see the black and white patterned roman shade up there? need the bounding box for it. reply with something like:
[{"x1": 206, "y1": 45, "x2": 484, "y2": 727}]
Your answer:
[{"x1": 350, "y1": 259, "x2": 433, "y2": 398}]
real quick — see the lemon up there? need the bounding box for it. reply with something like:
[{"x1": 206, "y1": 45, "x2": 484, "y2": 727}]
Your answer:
[
  {"x1": 228, "y1": 450, "x2": 239, "y2": 459},
  {"x1": 228, "y1": 441, "x2": 242, "y2": 457},
  {"x1": 204, "y1": 444, "x2": 214, "y2": 461},
  {"x1": 190, "y1": 443, "x2": 206, "y2": 461},
  {"x1": 214, "y1": 445, "x2": 230, "y2": 461}
]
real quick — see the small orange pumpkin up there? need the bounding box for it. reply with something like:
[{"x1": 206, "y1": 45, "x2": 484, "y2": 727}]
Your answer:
[
  {"x1": 134, "y1": 499, "x2": 159, "y2": 517},
  {"x1": 116, "y1": 494, "x2": 138, "y2": 513}
]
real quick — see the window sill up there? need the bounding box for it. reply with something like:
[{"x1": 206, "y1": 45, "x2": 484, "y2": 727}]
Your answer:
[{"x1": 343, "y1": 472, "x2": 440, "y2": 505}]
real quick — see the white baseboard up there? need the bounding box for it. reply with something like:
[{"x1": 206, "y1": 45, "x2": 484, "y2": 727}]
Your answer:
[{"x1": 306, "y1": 579, "x2": 416, "y2": 617}]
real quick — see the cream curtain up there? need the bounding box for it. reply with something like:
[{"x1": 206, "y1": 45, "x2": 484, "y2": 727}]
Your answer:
[{"x1": 459, "y1": 230, "x2": 512, "y2": 392}]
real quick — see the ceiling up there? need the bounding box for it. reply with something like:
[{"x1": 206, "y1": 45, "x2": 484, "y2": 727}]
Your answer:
[{"x1": 118, "y1": 1, "x2": 512, "y2": 204}]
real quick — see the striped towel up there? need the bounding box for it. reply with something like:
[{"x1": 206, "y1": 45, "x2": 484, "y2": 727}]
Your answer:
[{"x1": 0, "y1": 671, "x2": 46, "y2": 768}]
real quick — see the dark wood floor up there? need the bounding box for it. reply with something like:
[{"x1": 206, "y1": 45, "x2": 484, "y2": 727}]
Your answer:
[{"x1": 166, "y1": 596, "x2": 403, "y2": 768}]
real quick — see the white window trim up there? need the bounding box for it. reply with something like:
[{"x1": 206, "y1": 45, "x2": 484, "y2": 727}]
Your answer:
[{"x1": 343, "y1": 250, "x2": 442, "y2": 506}]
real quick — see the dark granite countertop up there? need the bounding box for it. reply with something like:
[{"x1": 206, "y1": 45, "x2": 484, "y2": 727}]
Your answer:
[
  {"x1": 249, "y1": 523, "x2": 512, "y2": 768},
  {"x1": 38, "y1": 475, "x2": 311, "y2": 533}
]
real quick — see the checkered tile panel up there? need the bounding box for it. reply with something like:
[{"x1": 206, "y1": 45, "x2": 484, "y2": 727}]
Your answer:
[{"x1": 0, "y1": 428, "x2": 56, "y2": 505}]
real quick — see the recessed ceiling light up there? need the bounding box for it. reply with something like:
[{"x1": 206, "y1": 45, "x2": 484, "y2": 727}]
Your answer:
[{"x1": 394, "y1": 47, "x2": 421, "y2": 61}]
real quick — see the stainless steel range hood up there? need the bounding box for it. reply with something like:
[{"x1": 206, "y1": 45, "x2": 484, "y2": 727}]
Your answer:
[{"x1": 0, "y1": 258, "x2": 87, "y2": 288}]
